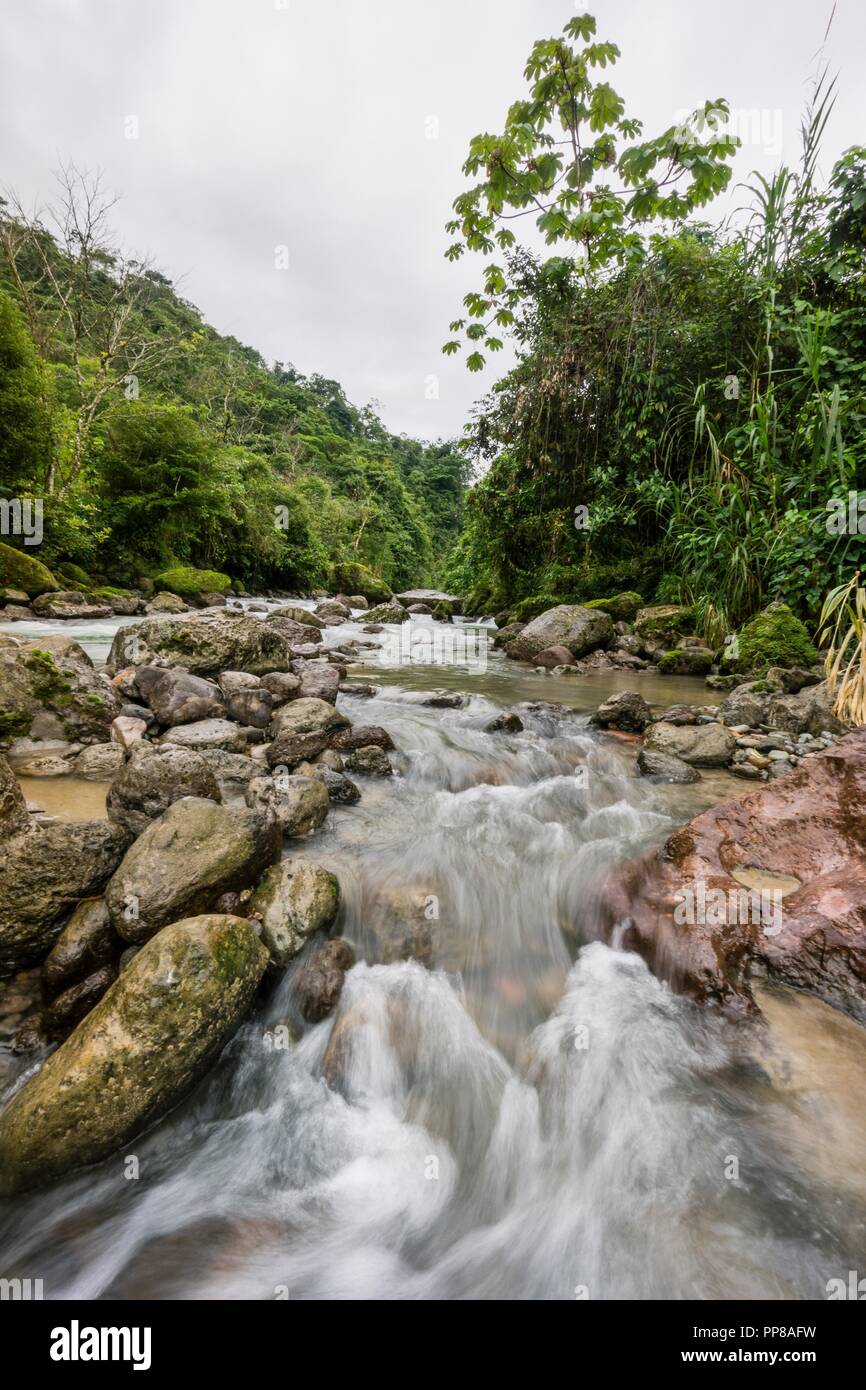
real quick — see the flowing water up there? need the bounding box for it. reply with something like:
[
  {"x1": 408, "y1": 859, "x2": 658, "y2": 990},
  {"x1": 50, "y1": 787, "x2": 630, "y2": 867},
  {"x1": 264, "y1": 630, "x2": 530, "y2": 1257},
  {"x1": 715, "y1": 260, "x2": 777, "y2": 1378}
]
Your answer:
[{"x1": 2, "y1": 604, "x2": 865, "y2": 1300}]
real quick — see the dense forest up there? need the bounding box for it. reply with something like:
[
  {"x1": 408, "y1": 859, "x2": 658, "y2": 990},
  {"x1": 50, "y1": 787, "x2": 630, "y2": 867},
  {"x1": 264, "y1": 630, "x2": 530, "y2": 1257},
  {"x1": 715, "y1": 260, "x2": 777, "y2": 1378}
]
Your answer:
[
  {"x1": 0, "y1": 170, "x2": 468, "y2": 595},
  {"x1": 441, "y1": 15, "x2": 866, "y2": 644}
]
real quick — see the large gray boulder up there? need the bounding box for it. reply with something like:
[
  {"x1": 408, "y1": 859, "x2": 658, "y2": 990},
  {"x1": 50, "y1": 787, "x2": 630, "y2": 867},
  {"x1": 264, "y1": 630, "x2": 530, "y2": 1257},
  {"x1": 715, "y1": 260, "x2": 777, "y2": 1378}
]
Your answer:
[
  {"x1": 105, "y1": 797, "x2": 281, "y2": 943},
  {"x1": 591, "y1": 691, "x2": 652, "y2": 733},
  {"x1": 160, "y1": 718, "x2": 248, "y2": 753},
  {"x1": 0, "y1": 915, "x2": 268, "y2": 1194},
  {"x1": 267, "y1": 697, "x2": 349, "y2": 769},
  {"x1": 291, "y1": 660, "x2": 341, "y2": 704},
  {"x1": 108, "y1": 610, "x2": 293, "y2": 676},
  {"x1": 0, "y1": 819, "x2": 130, "y2": 973},
  {"x1": 135, "y1": 666, "x2": 225, "y2": 726},
  {"x1": 0, "y1": 636, "x2": 122, "y2": 745},
  {"x1": 642, "y1": 720, "x2": 736, "y2": 767},
  {"x1": 504, "y1": 606, "x2": 613, "y2": 662},
  {"x1": 264, "y1": 613, "x2": 324, "y2": 646},
  {"x1": 245, "y1": 773, "x2": 330, "y2": 837},
  {"x1": 107, "y1": 743, "x2": 222, "y2": 837},
  {"x1": 249, "y1": 859, "x2": 340, "y2": 967},
  {"x1": 31, "y1": 591, "x2": 113, "y2": 620}
]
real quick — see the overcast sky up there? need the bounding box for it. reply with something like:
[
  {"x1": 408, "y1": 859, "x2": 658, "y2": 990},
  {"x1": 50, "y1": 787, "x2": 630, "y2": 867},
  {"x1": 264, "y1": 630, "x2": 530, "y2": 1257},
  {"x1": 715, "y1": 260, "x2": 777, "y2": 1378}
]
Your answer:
[{"x1": 1, "y1": 0, "x2": 863, "y2": 440}]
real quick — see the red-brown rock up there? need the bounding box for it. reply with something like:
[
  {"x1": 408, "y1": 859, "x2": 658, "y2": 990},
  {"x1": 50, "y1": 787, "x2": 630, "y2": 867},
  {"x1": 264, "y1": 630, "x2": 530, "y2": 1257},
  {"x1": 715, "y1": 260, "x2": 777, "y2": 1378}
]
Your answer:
[{"x1": 601, "y1": 729, "x2": 866, "y2": 1022}]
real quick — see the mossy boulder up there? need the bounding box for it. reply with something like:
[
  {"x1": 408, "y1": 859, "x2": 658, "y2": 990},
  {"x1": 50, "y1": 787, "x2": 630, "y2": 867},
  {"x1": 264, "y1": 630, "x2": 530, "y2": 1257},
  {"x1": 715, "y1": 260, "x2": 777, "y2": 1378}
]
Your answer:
[
  {"x1": 249, "y1": 858, "x2": 340, "y2": 966},
  {"x1": 0, "y1": 914, "x2": 268, "y2": 1194},
  {"x1": 105, "y1": 797, "x2": 281, "y2": 943},
  {"x1": 504, "y1": 605, "x2": 614, "y2": 662},
  {"x1": 0, "y1": 540, "x2": 57, "y2": 596},
  {"x1": 728, "y1": 602, "x2": 817, "y2": 675},
  {"x1": 634, "y1": 605, "x2": 695, "y2": 652},
  {"x1": 657, "y1": 646, "x2": 715, "y2": 676},
  {"x1": 0, "y1": 635, "x2": 121, "y2": 745},
  {"x1": 56, "y1": 561, "x2": 92, "y2": 589},
  {"x1": 108, "y1": 610, "x2": 293, "y2": 676},
  {"x1": 154, "y1": 567, "x2": 231, "y2": 601},
  {"x1": 586, "y1": 592, "x2": 644, "y2": 622},
  {"x1": 0, "y1": 817, "x2": 130, "y2": 973},
  {"x1": 327, "y1": 563, "x2": 391, "y2": 604},
  {"x1": 511, "y1": 593, "x2": 564, "y2": 623}
]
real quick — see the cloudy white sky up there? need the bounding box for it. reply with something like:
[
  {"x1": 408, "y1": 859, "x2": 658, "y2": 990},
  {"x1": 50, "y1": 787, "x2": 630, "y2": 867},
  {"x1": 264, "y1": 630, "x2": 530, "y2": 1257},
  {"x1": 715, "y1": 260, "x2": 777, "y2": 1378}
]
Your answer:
[{"x1": 1, "y1": 0, "x2": 863, "y2": 440}]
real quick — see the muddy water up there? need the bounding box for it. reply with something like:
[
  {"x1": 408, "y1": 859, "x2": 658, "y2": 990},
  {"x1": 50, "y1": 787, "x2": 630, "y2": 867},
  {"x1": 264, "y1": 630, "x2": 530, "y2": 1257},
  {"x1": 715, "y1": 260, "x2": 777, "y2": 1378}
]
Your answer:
[{"x1": 1, "y1": 605, "x2": 865, "y2": 1299}]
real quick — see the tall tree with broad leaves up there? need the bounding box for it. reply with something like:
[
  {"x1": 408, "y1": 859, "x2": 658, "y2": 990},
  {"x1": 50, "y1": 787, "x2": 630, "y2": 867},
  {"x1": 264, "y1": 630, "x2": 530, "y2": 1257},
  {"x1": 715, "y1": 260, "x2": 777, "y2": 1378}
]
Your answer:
[{"x1": 443, "y1": 12, "x2": 739, "y2": 370}]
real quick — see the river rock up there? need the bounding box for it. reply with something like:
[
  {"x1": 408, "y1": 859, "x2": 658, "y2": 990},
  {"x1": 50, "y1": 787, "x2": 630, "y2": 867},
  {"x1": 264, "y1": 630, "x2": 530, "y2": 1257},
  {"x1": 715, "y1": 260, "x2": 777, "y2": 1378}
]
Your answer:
[
  {"x1": 218, "y1": 670, "x2": 261, "y2": 697},
  {"x1": 603, "y1": 729, "x2": 866, "y2": 1022},
  {"x1": 135, "y1": 666, "x2": 225, "y2": 726},
  {"x1": 643, "y1": 720, "x2": 736, "y2": 767},
  {"x1": 329, "y1": 724, "x2": 394, "y2": 752},
  {"x1": 197, "y1": 748, "x2": 261, "y2": 792},
  {"x1": 315, "y1": 600, "x2": 351, "y2": 624},
  {"x1": 107, "y1": 743, "x2": 222, "y2": 837},
  {"x1": 111, "y1": 715, "x2": 147, "y2": 749},
  {"x1": 260, "y1": 671, "x2": 301, "y2": 705},
  {"x1": 0, "y1": 753, "x2": 30, "y2": 838},
  {"x1": 265, "y1": 614, "x2": 324, "y2": 646},
  {"x1": 365, "y1": 602, "x2": 409, "y2": 624},
  {"x1": 245, "y1": 773, "x2": 330, "y2": 836},
  {"x1": 0, "y1": 914, "x2": 268, "y2": 1194},
  {"x1": 591, "y1": 691, "x2": 652, "y2": 733},
  {"x1": 657, "y1": 646, "x2": 715, "y2": 676},
  {"x1": 343, "y1": 746, "x2": 392, "y2": 777},
  {"x1": 484, "y1": 712, "x2": 524, "y2": 733},
  {"x1": 294, "y1": 938, "x2": 355, "y2": 1022},
  {"x1": 270, "y1": 605, "x2": 327, "y2": 629},
  {"x1": 534, "y1": 644, "x2": 577, "y2": 670},
  {"x1": 42, "y1": 897, "x2": 116, "y2": 996},
  {"x1": 636, "y1": 748, "x2": 702, "y2": 783},
  {"x1": 634, "y1": 605, "x2": 695, "y2": 655},
  {"x1": 504, "y1": 606, "x2": 613, "y2": 663},
  {"x1": 267, "y1": 697, "x2": 349, "y2": 769},
  {"x1": 145, "y1": 591, "x2": 189, "y2": 614},
  {"x1": 160, "y1": 718, "x2": 248, "y2": 754},
  {"x1": 31, "y1": 591, "x2": 113, "y2": 621},
  {"x1": 44, "y1": 963, "x2": 117, "y2": 1039},
  {"x1": 396, "y1": 589, "x2": 462, "y2": 613},
  {"x1": 249, "y1": 859, "x2": 340, "y2": 967},
  {"x1": 0, "y1": 636, "x2": 121, "y2": 745},
  {"x1": 224, "y1": 686, "x2": 274, "y2": 728},
  {"x1": 108, "y1": 610, "x2": 293, "y2": 676},
  {"x1": 291, "y1": 659, "x2": 341, "y2": 704},
  {"x1": 0, "y1": 819, "x2": 130, "y2": 973},
  {"x1": 72, "y1": 742, "x2": 125, "y2": 780},
  {"x1": 105, "y1": 798, "x2": 280, "y2": 943}
]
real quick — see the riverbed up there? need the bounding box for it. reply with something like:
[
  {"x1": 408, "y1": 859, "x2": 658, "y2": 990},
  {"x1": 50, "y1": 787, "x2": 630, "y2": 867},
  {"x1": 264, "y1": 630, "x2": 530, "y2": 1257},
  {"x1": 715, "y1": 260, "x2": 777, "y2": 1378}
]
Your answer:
[{"x1": 1, "y1": 602, "x2": 864, "y2": 1299}]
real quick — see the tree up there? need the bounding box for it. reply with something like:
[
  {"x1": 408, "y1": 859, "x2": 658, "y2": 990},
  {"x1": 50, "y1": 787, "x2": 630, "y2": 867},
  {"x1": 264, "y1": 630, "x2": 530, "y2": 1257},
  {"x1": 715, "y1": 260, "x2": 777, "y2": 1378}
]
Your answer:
[
  {"x1": 443, "y1": 12, "x2": 738, "y2": 370},
  {"x1": 0, "y1": 163, "x2": 178, "y2": 497}
]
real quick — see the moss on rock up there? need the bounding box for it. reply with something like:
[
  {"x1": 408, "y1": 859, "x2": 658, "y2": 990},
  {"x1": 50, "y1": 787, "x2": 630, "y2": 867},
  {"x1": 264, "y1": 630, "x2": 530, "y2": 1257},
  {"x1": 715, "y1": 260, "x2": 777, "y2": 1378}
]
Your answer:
[
  {"x1": 0, "y1": 540, "x2": 57, "y2": 596},
  {"x1": 327, "y1": 562, "x2": 391, "y2": 604},
  {"x1": 731, "y1": 602, "x2": 817, "y2": 674},
  {"x1": 155, "y1": 566, "x2": 231, "y2": 599},
  {"x1": 585, "y1": 592, "x2": 644, "y2": 622}
]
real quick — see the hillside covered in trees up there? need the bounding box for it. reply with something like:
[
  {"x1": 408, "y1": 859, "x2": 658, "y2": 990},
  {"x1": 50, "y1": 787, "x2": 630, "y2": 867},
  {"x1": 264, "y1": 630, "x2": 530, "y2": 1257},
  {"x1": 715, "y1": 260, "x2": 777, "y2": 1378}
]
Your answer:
[{"x1": 0, "y1": 169, "x2": 468, "y2": 595}]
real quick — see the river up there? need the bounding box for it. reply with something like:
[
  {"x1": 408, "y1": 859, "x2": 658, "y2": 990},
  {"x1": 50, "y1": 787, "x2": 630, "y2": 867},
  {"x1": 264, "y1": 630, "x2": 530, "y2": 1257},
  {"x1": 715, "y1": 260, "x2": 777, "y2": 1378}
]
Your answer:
[{"x1": 1, "y1": 601, "x2": 865, "y2": 1299}]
